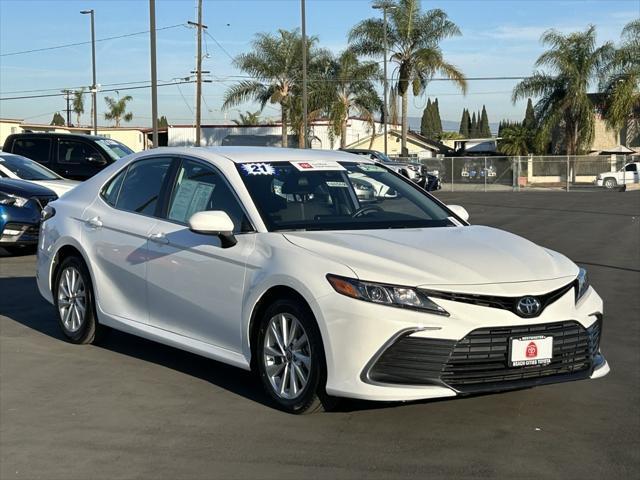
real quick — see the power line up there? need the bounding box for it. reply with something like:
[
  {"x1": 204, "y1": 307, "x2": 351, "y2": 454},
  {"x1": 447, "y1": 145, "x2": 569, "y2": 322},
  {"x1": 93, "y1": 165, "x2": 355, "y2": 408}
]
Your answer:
[
  {"x1": 0, "y1": 24, "x2": 187, "y2": 57},
  {"x1": 0, "y1": 80, "x2": 195, "y2": 101},
  {"x1": 205, "y1": 31, "x2": 235, "y2": 61}
]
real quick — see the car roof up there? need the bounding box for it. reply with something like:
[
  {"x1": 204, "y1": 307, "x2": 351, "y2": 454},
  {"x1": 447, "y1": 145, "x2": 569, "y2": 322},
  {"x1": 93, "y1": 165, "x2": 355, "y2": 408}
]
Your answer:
[
  {"x1": 141, "y1": 146, "x2": 374, "y2": 164},
  {"x1": 7, "y1": 132, "x2": 110, "y2": 141}
]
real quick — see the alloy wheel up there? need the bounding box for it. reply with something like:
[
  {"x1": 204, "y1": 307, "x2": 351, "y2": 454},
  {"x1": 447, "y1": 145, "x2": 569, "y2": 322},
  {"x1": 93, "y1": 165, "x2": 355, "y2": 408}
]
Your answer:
[
  {"x1": 57, "y1": 266, "x2": 87, "y2": 333},
  {"x1": 263, "y1": 313, "x2": 312, "y2": 400}
]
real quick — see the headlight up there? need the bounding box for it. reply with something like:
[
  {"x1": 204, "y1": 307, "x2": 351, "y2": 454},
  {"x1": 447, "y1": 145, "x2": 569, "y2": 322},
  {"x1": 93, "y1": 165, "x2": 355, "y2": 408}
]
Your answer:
[
  {"x1": 575, "y1": 268, "x2": 589, "y2": 303},
  {"x1": 326, "y1": 274, "x2": 449, "y2": 316},
  {"x1": 0, "y1": 192, "x2": 29, "y2": 208}
]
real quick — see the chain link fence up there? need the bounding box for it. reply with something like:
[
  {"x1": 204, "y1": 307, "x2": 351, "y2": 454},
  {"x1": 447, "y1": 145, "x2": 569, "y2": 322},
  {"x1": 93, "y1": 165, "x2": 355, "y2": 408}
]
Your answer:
[{"x1": 391, "y1": 154, "x2": 637, "y2": 191}]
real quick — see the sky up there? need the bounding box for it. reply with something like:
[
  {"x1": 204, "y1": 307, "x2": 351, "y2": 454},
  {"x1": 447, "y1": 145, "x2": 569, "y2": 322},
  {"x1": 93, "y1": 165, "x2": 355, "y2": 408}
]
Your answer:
[{"x1": 0, "y1": 0, "x2": 638, "y2": 129}]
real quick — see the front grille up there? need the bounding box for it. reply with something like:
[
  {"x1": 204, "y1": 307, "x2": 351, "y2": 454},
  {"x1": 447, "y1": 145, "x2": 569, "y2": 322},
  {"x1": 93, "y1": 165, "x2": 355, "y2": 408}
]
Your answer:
[{"x1": 366, "y1": 320, "x2": 602, "y2": 393}]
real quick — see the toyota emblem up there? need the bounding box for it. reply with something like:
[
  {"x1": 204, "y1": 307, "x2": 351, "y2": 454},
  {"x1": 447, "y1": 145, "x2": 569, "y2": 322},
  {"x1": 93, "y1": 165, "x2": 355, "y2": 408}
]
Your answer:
[{"x1": 516, "y1": 296, "x2": 541, "y2": 317}]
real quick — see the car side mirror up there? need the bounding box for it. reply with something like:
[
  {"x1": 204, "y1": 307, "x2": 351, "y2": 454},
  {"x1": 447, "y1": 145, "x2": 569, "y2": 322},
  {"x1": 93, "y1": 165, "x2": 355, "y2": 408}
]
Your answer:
[
  {"x1": 86, "y1": 155, "x2": 107, "y2": 166},
  {"x1": 188, "y1": 210, "x2": 237, "y2": 248},
  {"x1": 447, "y1": 204, "x2": 470, "y2": 222}
]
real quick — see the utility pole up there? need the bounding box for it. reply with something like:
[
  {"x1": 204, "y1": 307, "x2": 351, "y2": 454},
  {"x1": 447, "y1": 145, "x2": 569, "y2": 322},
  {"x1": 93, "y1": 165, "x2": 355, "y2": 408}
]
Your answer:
[
  {"x1": 373, "y1": 2, "x2": 395, "y2": 156},
  {"x1": 62, "y1": 90, "x2": 72, "y2": 126},
  {"x1": 81, "y1": 9, "x2": 98, "y2": 135},
  {"x1": 301, "y1": 0, "x2": 308, "y2": 148},
  {"x1": 149, "y1": 0, "x2": 159, "y2": 148},
  {"x1": 188, "y1": 0, "x2": 206, "y2": 147}
]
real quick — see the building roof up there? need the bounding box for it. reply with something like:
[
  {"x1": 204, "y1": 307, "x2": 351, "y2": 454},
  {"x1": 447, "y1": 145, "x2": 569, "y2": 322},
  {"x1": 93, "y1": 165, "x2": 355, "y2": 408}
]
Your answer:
[{"x1": 345, "y1": 129, "x2": 451, "y2": 153}]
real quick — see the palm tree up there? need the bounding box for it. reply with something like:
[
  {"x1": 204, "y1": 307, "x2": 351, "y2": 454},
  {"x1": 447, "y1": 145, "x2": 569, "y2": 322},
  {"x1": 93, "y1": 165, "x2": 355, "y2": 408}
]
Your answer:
[
  {"x1": 498, "y1": 124, "x2": 530, "y2": 156},
  {"x1": 232, "y1": 110, "x2": 262, "y2": 126},
  {"x1": 326, "y1": 49, "x2": 382, "y2": 148},
  {"x1": 222, "y1": 29, "x2": 318, "y2": 148},
  {"x1": 512, "y1": 26, "x2": 614, "y2": 155},
  {"x1": 72, "y1": 89, "x2": 85, "y2": 126},
  {"x1": 350, "y1": 0, "x2": 467, "y2": 155},
  {"x1": 104, "y1": 95, "x2": 133, "y2": 127},
  {"x1": 601, "y1": 19, "x2": 640, "y2": 145}
]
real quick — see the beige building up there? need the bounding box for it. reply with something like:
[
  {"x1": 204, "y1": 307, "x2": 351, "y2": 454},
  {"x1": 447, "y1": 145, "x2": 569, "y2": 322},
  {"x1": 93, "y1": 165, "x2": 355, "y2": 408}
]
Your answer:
[
  {"x1": 0, "y1": 118, "x2": 151, "y2": 152},
  {"x1": 345, "y1": 129, "x2": 448, "y2": 158}
]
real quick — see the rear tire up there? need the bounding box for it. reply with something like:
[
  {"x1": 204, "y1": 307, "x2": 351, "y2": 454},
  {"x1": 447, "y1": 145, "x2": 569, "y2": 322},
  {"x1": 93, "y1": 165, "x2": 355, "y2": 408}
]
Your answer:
[
  {"x1": 603, "y1": 177, "x2": 617, "y2": 189},
  {"x1": 53, "y1": 256, "x2": 102, "y2": 345},
  {"x1": 256, "y1": 298, "x2": 330, "y2": 414}
]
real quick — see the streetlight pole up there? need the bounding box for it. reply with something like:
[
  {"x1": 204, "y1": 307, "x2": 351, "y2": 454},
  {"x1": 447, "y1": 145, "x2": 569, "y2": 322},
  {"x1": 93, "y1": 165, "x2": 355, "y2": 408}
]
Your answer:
[
  {"x1": 81, "y1": 9, "x2": 98, "y2": 135},
  {"x1": 373, "y1": 2, "x2": 393, "y2": 157},
  {"x1": 301, "y1": 0, "x2": 308, "y2": 149},
  {"x1": 149, "y1": 0, "x2": 159, "y2": 148}
]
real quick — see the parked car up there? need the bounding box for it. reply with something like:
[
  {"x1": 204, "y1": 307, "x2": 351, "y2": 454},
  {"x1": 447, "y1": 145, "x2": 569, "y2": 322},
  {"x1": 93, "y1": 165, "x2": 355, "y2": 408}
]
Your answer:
[
  {"x1": 0, "y1": 152, "x2": 79, "y2": 197},
  {"x1": 595, "y1": 161, "x2": 640, "y2": 188},
  {"x1": 0, "y1": 178, "x2": 57, "y2": 253},
  {"x1": 2, "y1": 133, "x2": 134, "y2": 180},
  {"x1": 340, "y1": 148, "x2": 441, "y2": 191},
  {"x1": 37, "y1": 147, "x2": 608, "y2": 414}
]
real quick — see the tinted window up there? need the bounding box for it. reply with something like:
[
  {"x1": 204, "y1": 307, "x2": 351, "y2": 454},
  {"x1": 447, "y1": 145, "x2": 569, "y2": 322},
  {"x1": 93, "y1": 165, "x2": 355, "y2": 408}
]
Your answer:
[
  {"x1": 101, "y1": 168, "x2": 127, "y2": 207},
  {"x1": 167, "y1": 159, "x2": 250, "y2": 233},
  {"x1": 625, "y1": 164, "x2": 637, "y2": 172},
  {"x1": 12, "y1": 138, "x2": 51, "y2": 163},
  {"x1": 58, "y1": 140, "x2": 103, "y2": 164},
  {"x1": 116, "y1": 158, "x2": 172, "y2": 216}
]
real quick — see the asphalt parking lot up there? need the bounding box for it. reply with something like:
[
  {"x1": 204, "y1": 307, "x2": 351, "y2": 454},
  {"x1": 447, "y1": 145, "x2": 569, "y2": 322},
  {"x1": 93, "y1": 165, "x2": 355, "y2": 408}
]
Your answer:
[{"x1": 1, "y1": 191, "x2": 639, "y2": 480}]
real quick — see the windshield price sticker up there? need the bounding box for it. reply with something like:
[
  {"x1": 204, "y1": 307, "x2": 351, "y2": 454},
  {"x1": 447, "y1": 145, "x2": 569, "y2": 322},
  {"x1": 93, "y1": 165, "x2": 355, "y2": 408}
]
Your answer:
[
  {"x1": 326, "y1": 181, "x2": 348, "y2": 188},
  {"x1": 357, "y1": 164, "x2": 386, "y2": 172},
  {"x1": 241, "y1": 163, "x2": 275, "y2": 176},
  {"x1": 290, "y1": 160, "x2": 346, "y2": 171}
]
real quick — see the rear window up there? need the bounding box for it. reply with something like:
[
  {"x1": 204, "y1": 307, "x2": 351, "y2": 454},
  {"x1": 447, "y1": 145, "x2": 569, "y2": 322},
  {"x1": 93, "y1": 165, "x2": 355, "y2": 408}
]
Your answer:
[{"x1": 11, "y1": 138, "x2": 51, "y2": 163}]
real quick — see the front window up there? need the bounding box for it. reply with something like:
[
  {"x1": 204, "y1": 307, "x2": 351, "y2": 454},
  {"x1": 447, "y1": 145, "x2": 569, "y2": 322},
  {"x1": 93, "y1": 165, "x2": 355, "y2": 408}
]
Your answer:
[
  {"x1": 95, "y1": 139, "x2": 134, "y2": 160},
  {"x1": 0, "y1": 154, "x2": 61, "y2": 180},
  {"x1": 237, "y1": 161, "x2": 455, "y2": 231},
  {"x1": 58, "y1": 140, "x2": 104, "y2": 164}
]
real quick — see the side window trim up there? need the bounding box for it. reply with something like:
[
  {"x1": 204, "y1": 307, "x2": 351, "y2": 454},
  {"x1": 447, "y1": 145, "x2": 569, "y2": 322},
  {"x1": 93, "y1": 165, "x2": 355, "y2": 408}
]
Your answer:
[{"x1": 160, "y1": 155, "x2": 256, "y2": 233}]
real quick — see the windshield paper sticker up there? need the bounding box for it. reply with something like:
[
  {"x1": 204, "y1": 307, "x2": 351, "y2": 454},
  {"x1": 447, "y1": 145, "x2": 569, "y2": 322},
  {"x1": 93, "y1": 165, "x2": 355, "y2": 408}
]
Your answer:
[
  {"x1": 357, "y1": 164, "x2": 386, "y2": 172},
  {"x1": 241, "y1": 163, "x2": 275, "y2": 175},
  {"x1": 326, "y1": 181, "x2": 348, "y2": 188},
  {"x1": 290, "y1": 160, "x2": 346, "y2": 171}
]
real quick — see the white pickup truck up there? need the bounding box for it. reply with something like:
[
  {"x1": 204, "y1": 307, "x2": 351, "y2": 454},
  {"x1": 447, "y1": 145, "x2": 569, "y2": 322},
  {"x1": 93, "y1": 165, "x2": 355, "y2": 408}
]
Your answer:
[{"x1": 595, "y1": 161, "x2": 640, "y2": 188}]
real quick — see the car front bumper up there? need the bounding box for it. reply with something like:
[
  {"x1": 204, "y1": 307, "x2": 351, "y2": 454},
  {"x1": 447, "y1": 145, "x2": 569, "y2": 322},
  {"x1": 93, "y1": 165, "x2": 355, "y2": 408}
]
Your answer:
[
  {"x1": 316, "y1": 283, "x2": 608, "y2": 401},
  {"x1": 0, "y1": 205, "x2": 41, "y2": 246}
]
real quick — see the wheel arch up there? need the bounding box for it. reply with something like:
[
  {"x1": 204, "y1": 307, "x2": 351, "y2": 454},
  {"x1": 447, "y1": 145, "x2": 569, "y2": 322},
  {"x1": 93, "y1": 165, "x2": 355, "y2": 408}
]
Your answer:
[{"x1": 50, "y1": 241, "x2": 93, "y2": 295}]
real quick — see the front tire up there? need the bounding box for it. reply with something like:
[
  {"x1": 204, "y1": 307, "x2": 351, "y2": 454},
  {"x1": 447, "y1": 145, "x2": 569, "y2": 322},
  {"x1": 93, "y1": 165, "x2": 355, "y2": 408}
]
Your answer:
[
  {"x1": 53, "y1": 256, "x2": 102, "y2": 344},
  {"x1": 603, "y1": 177, "x2": 617, "y2": 189},
  {"x1": 256, "y1": 298, "x2": 326, "y2": 414}
]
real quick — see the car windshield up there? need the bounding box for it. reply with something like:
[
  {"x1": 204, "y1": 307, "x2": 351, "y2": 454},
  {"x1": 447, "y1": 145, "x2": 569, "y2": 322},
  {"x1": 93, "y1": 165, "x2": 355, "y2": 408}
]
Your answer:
[
  {"x1": 0, "y1": 154, "x2": 61, "y2": 180},
  {"x1": 237, "y1": 161, "x2": 454, "y2": 231},
  {"x1": 95, "y1": 139, "x2": 134, "y2": 160}
]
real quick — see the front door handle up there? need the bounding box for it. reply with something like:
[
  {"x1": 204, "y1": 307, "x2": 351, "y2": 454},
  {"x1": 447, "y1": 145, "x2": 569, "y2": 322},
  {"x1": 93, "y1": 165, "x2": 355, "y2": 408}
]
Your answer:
[
  {"x1": 148, "y1": 232, "x2": 169, "y2": 245},
  {"x1": 85, "y1": 216, "x2": 103, "y2": 229}
]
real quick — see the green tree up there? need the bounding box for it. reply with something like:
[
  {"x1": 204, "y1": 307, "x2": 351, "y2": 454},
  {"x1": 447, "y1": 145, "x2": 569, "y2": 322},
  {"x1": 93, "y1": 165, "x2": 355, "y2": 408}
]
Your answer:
[
  {"x1": 523, "y1": 98, "x2": 536, "y2": 130},
  {"x1": 104, "y1": 95, "x2": 133, "y2": 127},
  {"x1": 50, "y1": 112, "x2": 65, "y2": 126},
  {"x1": 349, "y1": 0, "x2": 467, "y2": 155},
  {"x1": 432, "y1": 98, "x2": 442, "y2": 136},
  {"x1": 223, "y1": 29, "x2": 323, "y2": 148},
  {"x1": 421, "y1": 98, "x2": 433, "y2": 137},
  {"x1": 325, "y1": 49, "x2": 382, "y2": 148},
  {"x1": 499, "y1": 124, "x2": 530, "y2": 155},
  {"x1": 157, "y1": 115, "x2": 169, "y2": 128},
  {"x1": 470, "y1": 111, "x2": 477, "y2": 137},
  {"x1": 601, "y1": 19, "x2": 640, "y2": 145},
  {"x1": 480, "y1": 105, "x2": 491, "y2": 137},
  {"x1": 232, "y1": 110, "x2": 262, "y2": 126},
  {"x1": 512, "y1": 26, "x2": 614, "y2": 154},
  {"x1": 459, "y1": 108, "x2": 470, "y2": 137},
  {"x1": 72, "y1": 89, "x2": 85, "y2": 127},
  {"x1": 438, "y1": 130, "x2": 463, "y2": 140}
]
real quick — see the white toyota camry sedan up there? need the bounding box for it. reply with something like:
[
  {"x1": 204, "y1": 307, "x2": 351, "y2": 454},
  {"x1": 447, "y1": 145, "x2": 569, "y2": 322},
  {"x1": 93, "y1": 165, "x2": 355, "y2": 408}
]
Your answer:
[{"x1": 36, "y1": 147, "x2": 609, "y2": 413}]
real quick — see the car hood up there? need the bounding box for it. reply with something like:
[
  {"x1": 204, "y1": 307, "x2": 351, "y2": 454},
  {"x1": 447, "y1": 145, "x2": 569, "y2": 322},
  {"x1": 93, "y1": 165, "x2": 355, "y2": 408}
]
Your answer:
[
  {"x1": 31, "y1": 179, "x2": 80, "y2": 197},
  {"x1": 283, "y1": 226, "x2": 578, "y2": 288},
  {"x1": 0, "y1": 177, "x2": 57, "y2": 197}
]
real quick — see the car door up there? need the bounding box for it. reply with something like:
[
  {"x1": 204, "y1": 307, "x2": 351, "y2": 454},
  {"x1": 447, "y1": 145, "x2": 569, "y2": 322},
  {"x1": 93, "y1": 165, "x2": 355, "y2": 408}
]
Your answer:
[
  {"x1": 56, "y1": 138, "x2": 108, "y2": 180},
  {"x1": 146, "y1": 157, "x2": 256, "y2": 352},
  {"x1": 81, "y1": 156, "x2": 176, "y2": 323}
]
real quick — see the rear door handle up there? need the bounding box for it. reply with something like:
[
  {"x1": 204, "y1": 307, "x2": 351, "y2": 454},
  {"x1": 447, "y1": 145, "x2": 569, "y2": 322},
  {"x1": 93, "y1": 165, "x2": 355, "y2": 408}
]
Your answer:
[
  {"x1": 148, "y1": 232, "x2": 169, "y2": 245},
  {"x1": 85, "y1": 216, "x2": 103, "y2": 229}
]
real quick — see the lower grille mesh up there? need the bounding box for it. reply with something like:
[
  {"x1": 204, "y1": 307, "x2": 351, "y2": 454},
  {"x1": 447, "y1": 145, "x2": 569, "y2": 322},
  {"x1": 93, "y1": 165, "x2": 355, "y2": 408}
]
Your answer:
[{"x1": 367, "y1": 320, "x2": 601, "y2": 392}]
